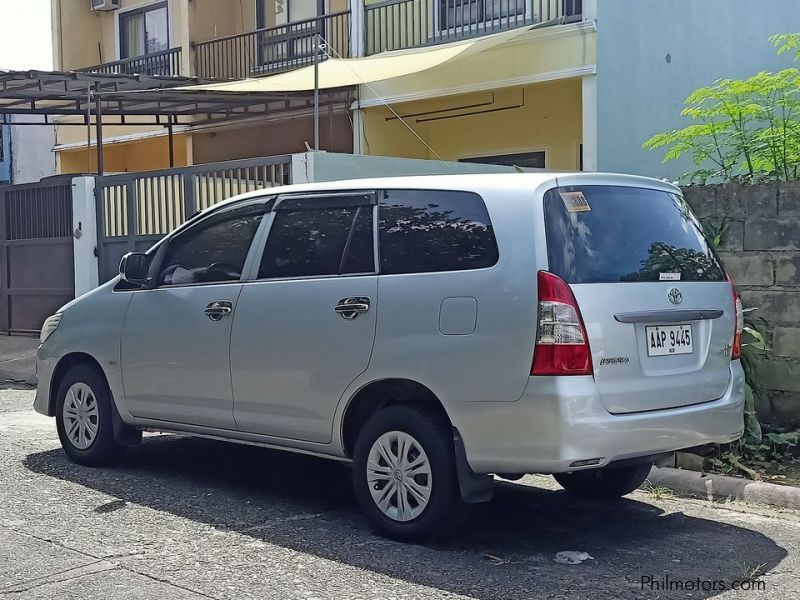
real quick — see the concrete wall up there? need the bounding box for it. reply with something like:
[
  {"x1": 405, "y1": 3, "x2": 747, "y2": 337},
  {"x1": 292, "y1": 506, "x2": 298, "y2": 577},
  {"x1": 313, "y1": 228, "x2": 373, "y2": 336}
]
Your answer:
[
  {"x1": 596, "y1": 0, "x2": 800, "y2": 179},
  {"x1": 684, "y1": 182, "x2": 800, "y2": 426},
  {"x1": 0, "y1": 122, "x2": 54, "y2": 185},
  {"x1": 71, "y1": 177, "x2": 99, "y2": 297},
  {"x1": 9, "y1": 120, "x2": 57, "y2": 184},
  {"x1": 305, "y1": 150, "x2": 536, "y2": 183},
  {"x1": 0, "y1": 126, "x2": 9, "y2": 184}
]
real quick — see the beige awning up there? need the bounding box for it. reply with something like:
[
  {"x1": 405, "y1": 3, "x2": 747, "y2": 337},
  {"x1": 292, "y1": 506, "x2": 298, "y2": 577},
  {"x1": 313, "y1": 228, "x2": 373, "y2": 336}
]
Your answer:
[{"x1": 177, "y1": 27, "x2": 533, "y2": 94}]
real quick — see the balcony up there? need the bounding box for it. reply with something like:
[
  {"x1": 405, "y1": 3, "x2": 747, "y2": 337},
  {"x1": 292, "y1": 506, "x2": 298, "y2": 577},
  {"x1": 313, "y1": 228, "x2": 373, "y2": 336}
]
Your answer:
[
  {"x1": 365, "y1": 0, "x2": 582, "y2": 54},
  {"x1": 77, "y1": 47, "x2": 183, "y2": 77},
  {"x1": 73, "y1": 1, "x2": 581, "y2": 82},
  {"x1": 194, "y1": 11, "x2": 351, "y2": 81}
]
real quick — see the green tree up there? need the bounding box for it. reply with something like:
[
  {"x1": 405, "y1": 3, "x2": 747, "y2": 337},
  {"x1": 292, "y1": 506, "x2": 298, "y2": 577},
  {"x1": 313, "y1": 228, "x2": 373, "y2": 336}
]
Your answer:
[
  {"x1": 772, "y1": 32, "x2": 800, "y2": 61},
  {"x1": 643, "y1": 34, "x2": 800, "y2": 183}
]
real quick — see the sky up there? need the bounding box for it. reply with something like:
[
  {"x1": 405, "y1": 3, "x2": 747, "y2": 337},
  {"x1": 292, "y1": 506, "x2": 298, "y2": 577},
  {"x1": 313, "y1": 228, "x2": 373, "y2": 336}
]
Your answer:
[{"x1": 0, "y1": 0, "x2": 53, "y2": 71}]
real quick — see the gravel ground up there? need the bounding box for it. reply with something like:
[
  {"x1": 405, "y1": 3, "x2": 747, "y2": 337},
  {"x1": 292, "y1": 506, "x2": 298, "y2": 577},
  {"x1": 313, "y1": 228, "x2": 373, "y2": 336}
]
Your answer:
[{"x1": 2, "y1": 389, "x2": 800, "y2": 600}]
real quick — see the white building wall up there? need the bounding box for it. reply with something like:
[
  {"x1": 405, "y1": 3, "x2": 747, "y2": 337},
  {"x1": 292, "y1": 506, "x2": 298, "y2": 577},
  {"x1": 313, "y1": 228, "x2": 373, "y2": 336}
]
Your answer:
[
  {"x1": 308, "y1": 151, "x2": 539, "y2": 182},
  {"x1": 10, "y1": 117, "x2": 56, "y2": 184},
  {"x1": 71, "y1": 176, "x2": 99, "y2": 297},
  {"x1": 595, "y1": 0, "x2": 799, "y2": 180}
]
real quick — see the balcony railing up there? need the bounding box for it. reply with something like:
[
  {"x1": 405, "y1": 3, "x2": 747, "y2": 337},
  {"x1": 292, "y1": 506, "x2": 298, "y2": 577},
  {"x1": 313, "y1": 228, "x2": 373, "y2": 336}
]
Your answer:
[
  {"x1": 77, "y1": 48, "x2": 183, "y2": 77},
  {"x1": 365, "y1": 0, "x2": 582, "y2": 54},
  {"x1": 194, "y1": 11, "x2": 351, "y2": 81}
]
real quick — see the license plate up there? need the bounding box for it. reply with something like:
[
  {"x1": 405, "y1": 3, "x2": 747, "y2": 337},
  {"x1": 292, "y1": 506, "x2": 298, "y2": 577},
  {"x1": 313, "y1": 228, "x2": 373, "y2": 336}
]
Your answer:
[{"x1": 646, "y1": 324, "x2": 693, "y2": 356}]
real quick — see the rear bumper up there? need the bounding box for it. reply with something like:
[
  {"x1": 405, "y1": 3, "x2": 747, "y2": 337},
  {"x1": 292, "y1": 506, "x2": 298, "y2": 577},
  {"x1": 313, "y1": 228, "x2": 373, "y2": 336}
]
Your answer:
[{"x1": 447, "y1": 361, "x2": 745, "y2": 474}]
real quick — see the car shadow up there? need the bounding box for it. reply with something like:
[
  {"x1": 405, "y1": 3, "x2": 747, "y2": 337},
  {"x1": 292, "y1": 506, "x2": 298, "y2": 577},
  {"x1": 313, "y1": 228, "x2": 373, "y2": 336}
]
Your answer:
[{"x1": 24, "y1": 435, "x2": 787, "y2": 600}]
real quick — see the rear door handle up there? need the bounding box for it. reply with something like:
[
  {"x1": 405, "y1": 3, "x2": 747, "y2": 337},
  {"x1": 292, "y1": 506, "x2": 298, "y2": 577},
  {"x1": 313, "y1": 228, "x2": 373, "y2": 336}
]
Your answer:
[
  {"x1": 335, "y1": 297, "x2": 370, "y2": 320},
  {"x1": 204, "y1": 300, "x2": 233, "y2": 321}
]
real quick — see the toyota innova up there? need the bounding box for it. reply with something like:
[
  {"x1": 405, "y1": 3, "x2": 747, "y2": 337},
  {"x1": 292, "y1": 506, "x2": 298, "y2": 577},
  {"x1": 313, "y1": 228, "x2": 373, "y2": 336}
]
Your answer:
[{"x1": 35, "y1": 173, "x2": 745, "y2": 541}]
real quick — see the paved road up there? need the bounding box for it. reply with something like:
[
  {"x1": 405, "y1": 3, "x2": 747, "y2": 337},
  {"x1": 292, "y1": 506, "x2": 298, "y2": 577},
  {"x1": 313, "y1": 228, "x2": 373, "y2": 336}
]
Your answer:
[
  {"x1": 0, "y1": 336, "x2": 37, "y2": 387},
  {"x1": 2, "y1": 388, "x2": 799, "y2": 600}
]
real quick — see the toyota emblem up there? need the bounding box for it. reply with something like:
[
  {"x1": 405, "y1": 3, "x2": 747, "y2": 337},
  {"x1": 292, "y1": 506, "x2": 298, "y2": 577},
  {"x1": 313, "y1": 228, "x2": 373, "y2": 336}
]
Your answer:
[{"x1": 667, "y1": 288, "x2": 683, "y2": 305}]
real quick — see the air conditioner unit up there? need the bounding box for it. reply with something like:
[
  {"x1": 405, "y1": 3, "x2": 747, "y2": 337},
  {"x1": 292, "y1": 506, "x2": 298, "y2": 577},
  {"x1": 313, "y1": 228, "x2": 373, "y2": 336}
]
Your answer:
[{"x1": 90, "y1": 0, "x2": 121, "y2": 11}]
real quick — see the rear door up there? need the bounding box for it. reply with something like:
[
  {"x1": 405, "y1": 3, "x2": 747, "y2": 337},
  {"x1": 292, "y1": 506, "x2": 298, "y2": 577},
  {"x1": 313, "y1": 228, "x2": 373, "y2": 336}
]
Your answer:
[
  {"x1": 230, "y1": 192, "x2": 378, "y2": 443},
  {"x1": 543, "y1": 184, "x2": 734, "y2": 414}
]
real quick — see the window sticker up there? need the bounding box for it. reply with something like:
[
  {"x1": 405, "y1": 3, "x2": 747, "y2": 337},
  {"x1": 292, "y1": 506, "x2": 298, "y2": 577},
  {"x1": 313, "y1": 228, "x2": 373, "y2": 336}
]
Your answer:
[
  {"x1": 659, "y1": 272, "x2": 681, "y2": 281},
  {"x1": 560, "y1": 191, "x2": 591, "y2": 213}
]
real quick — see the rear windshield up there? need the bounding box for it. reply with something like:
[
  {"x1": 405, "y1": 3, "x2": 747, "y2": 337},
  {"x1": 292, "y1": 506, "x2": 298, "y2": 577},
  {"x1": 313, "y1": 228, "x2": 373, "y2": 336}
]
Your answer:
[{"x1": 544, "y1": 185, "x2": 725, "y2": 284}]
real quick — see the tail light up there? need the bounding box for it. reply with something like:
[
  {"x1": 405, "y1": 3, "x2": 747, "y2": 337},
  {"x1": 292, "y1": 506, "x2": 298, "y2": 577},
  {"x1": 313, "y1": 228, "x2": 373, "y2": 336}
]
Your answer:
[
  {"x1": 728, "y1": 274, "x2": 743, "y2": 360},
  {"x1": 532, "y1": 271, "x2": 593, "y2": 376}
]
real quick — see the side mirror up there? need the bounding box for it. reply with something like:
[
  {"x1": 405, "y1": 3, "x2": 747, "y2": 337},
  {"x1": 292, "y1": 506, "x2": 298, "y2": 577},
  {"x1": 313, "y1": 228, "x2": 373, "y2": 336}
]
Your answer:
[{"x1": 119, "y1": 252, "x2": 150, "y2": 285}]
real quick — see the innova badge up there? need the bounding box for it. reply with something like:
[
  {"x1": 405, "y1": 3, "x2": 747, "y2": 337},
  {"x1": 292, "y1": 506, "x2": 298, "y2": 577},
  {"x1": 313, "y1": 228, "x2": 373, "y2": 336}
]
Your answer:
[{"x1": 667, "y1": 287, "x2": 683, "y2": 305}]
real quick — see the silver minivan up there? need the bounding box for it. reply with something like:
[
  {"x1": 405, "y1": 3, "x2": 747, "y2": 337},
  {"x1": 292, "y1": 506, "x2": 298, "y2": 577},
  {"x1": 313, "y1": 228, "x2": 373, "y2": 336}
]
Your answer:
[{"x1": 35, "y1": 173, "x2": 745, "y2": 541}]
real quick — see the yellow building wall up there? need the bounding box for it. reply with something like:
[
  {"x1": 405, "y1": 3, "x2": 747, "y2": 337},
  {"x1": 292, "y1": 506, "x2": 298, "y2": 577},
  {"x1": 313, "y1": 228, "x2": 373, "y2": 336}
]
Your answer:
[
  {"x1": 362, "y1": 79, "x2": 582, "y2": 170},
  {"x1": 56, "y1": 122, "x2": 191, "y2": 175},
  {"x1": 327, "y1": 0, "x2": 353, "y2": 58},
  {"x1": 55, "y1": 115, "x2": 176, "y2": 147},
  {"x1": 192, "y1": 113, "x2": 353, "y2": 163},
  {"x1": 357, "y1": 22, "x2": 594, "y2": 170},
  {"x1": 53, "y1": 0, "x2": 191, "y2": 69},
  {"x1": 190, "y1": 1, "x2": 348, "y2": 39},
  {"x1": 190, "y1": 0, "x2": 251, "y2": 43},
  {"x1": 53, "y1": 0, "x2": 104, "y2": 69},
  {"x1": 53, "y1": 0, "x2": 194, "y2": 173},
  {"x1": 58, "y1": 133, "x2": 190, "y2": 174},
  {"x1": 52, "y1": 1, "x2": 355, "y2": 176},
  {"x1": 245, "y1": 0, "x2": 349, "y2": 53},
  {"x1": 53, "y1": 0, "x2": 360, "y2": 71}
]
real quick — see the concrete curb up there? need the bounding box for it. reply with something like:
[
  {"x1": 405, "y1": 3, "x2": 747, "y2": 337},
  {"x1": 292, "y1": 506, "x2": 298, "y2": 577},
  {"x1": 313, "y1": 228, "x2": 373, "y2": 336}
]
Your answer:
[{"x1": 646, "y1": 466, "x2": 800, "y2": 511}]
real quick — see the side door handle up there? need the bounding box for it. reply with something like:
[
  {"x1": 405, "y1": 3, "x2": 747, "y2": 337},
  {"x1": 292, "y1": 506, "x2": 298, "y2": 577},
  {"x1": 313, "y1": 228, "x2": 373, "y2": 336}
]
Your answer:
[
  {"x1": 204, "y1": 300, "x2": 233, "y2": 321},
  {"x1": 334, "y1": 297, "x2": 371, "y2": 320}
]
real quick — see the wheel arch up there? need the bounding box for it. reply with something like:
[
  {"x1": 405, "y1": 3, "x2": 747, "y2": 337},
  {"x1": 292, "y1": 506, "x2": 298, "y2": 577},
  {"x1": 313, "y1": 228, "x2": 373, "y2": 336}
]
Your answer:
[
  {"x1": 48, "y1": 352, "x2": 106, "y2": 416},
  {"x1": 339, "y1": 377, "x2": 451, "y2": 459},
  {"x1": 49, "y1": 351, "x2": 140, "y2": 445}
]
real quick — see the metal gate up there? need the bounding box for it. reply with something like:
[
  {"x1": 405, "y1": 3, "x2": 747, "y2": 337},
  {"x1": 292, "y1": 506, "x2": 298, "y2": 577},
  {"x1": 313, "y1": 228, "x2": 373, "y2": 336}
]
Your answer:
[
  {"x1": 94, "y1": 156, "x2": 292, "y2": 283},
  {"x1": 0, "y1": 179, "x2": 75, "y2": 334}
]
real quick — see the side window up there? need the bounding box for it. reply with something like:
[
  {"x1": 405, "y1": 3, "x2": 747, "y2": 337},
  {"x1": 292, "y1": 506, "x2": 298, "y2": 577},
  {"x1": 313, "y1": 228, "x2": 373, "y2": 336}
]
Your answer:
[
  {"x1": 258, "y1": 205, "x2": 375, "y2": 279},
  {"x1": 158, "y1": 205, "x2": 264, "y2": 286},
  {"x1": 379, "y1": 189, "x2": 499, "y2": 275}
]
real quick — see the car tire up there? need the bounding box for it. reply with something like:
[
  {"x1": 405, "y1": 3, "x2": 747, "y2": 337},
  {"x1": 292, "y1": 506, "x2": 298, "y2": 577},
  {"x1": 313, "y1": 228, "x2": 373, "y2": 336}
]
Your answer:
[
  {"x1": 554, "y1": 463, "x2": 651, "y2": 500},
  {"x1": 55, "y1": 364, "x2": 124, "y2": 467},
  {"x1": 352, "y1": 404, "x2": 470, "y2": 543}
]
